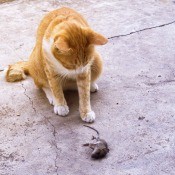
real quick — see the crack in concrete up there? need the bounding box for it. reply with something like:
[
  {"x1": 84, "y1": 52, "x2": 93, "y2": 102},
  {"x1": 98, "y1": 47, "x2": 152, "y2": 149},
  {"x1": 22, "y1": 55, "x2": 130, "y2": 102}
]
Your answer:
[
  {"x1": 108, "y1": 20, "x2": 175, "y2": 39},
  {"x1": 20, "y1": 82, "x2": 59, "y2": 174},
  {"x1": 43, "y1": 115, "x2": 60, "y2": 175},
  {"x1": 52, "y1": 142, "x2": 59, "y2": 175},
  {"x1": 21, "y1": 83, "x2": 37, "y2": 114},
  {"x1": 145, "y1": 79, "x2": 175, "y2": 87},
  {"x1": 44, "y1": 116, "x2": 59, "y2": 175}
]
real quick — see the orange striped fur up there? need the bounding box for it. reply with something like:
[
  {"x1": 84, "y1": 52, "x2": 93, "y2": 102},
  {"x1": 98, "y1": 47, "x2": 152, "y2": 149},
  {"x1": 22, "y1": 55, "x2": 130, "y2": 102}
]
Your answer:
[{"x1": 5, "y1": 7, "x2": 108, "y2": 122}]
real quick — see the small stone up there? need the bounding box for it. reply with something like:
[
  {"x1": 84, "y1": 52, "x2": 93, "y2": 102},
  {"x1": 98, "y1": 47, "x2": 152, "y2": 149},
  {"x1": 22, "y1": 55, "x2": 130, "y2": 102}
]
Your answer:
[
  {"x1": 16, "y1": 113, "x2": 20, "y2": 116},
  {"x1": 158, "y1": 75, "x2": 161, "y2": 77},
  {"x1": 138, "y1": 116, "x2": 145, "y2": 120}
]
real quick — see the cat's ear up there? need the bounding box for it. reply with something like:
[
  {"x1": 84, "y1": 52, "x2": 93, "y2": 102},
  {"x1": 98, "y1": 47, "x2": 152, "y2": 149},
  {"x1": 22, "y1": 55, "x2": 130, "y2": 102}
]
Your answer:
[
  {"x1": 87, "y1": 30, "x2": 108, "y2": 45},
  {"x1": 54, "y1": 38, "x2": 70, "y2": 52}
]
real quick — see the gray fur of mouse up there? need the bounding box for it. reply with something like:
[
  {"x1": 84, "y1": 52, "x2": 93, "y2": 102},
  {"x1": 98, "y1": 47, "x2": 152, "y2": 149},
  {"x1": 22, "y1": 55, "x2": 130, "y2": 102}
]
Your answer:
[{"x1": 83, "y1": 125, "x2": 109, "y2": 159}]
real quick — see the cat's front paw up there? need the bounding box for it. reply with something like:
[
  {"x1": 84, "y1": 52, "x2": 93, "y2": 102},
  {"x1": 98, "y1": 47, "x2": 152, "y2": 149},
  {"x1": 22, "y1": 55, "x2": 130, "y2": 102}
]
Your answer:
[
  {"x1": 82, "y1": 111, "x2": 96, "y2": 123},
  {"x1": 54, "y1": 105, "x2": 69, "y2": 116},
  {"x1": 90, "y1": 83, "x2": 98, "y2": 93}
]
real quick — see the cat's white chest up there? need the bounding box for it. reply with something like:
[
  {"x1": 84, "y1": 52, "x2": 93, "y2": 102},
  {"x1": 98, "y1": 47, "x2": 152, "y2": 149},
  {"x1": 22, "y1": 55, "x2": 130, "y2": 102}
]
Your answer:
[{"x1": 42, "y1": 38, "x2": 87, "y2": 79}]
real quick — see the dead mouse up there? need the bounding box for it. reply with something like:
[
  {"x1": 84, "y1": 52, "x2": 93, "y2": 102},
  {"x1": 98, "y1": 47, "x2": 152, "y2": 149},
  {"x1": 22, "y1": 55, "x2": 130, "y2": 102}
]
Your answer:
[{"x1": 83, "y1": 125, "x2": 109, "y2": 159}]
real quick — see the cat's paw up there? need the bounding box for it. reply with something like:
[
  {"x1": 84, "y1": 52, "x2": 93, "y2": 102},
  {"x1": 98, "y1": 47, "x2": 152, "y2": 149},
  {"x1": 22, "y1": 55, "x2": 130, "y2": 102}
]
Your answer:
[
  {"x1": 90, "y1": 83, "x2": 98, "y2": 93},
  {"x1": 82, "y1": 111, "x2": 96, "y2": 123},
  {"x1": 54, "y1": 105, "x2": 69, "y2": 116}
]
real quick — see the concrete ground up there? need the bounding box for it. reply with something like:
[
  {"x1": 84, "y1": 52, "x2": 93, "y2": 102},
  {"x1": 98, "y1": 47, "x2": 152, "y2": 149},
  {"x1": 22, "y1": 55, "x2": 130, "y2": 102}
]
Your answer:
[{"x1": 0, "y1": 0, "x2": 175, "y2": 174}]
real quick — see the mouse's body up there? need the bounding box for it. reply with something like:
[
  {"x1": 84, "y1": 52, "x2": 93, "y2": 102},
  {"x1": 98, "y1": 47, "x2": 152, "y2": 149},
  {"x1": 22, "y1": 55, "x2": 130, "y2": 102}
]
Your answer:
[{"x1": 83, "y1": 125, "x2": 109, "y2": 159}]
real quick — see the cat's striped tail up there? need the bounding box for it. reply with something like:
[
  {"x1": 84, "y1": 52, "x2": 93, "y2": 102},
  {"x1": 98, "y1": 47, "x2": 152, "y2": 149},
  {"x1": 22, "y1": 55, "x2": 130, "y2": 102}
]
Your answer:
[{"x1": 4, "y1": 61, "x2": 29, "y2": 82}]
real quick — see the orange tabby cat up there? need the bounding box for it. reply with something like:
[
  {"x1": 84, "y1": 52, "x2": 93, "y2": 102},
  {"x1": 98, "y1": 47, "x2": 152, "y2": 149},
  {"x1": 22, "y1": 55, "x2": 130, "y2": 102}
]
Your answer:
[{"x1": 5, "y1": 7, "x2": 108, "y2": 123}]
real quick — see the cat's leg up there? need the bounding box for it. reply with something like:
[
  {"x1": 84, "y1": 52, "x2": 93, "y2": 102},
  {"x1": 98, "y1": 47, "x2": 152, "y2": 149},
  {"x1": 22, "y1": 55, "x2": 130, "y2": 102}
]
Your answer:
[
  {"x1": 45, "y1": 68, "x2": 69, "y2": 116},
  {"x1": 90, "y1": 52, "x2": 103, "y2": 93},
  {"x1": 49, "y1": 77, "x2": 69, "y2": 116},
  {"x1": 77, "y1": 71, "x2": 95, "y2": 123},
  {"x1": 42, "y1": 87, "x2": 55, "y2": 105}
]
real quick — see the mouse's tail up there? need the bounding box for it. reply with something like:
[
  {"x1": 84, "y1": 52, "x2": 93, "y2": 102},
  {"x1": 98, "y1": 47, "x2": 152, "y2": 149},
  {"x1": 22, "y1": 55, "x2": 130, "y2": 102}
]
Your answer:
[{"x1": 83, "y1": 125, "x2": 99, "y2": 138}]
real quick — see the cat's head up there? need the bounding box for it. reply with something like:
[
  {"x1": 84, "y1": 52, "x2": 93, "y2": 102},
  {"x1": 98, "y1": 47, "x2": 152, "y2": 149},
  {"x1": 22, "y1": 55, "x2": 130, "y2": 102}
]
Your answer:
[{"x1": 51, "y1": 22, "x2": 108, "y2": 70}]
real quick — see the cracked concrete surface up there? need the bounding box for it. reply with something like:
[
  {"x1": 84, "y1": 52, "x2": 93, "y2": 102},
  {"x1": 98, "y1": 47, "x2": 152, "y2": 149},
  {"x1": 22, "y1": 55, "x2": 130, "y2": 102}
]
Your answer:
[
  {"x1": 107, "y1": 20, "x2": 175, "y2": 39},
  {"x1": 0, "y1": 0, "x2": 175, "y2": 175}
]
